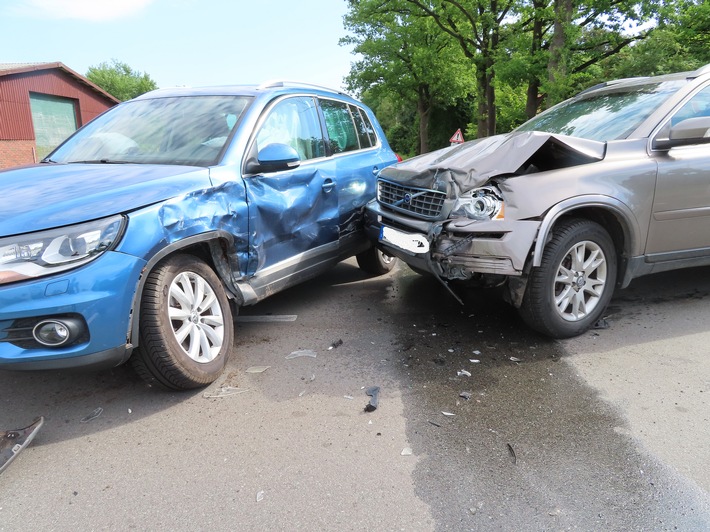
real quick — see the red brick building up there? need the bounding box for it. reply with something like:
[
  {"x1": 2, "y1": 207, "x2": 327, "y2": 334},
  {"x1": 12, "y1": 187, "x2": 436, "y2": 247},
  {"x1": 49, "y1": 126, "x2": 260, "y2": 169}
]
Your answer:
[{"x1": 0, "y1": 62, "x2": 119, "y2": 169}]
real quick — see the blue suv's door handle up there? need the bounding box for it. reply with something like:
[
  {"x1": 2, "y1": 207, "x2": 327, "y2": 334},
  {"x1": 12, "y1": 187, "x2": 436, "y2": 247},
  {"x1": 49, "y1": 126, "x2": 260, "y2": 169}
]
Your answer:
[{"x1": 322, "y1": 178, "x2": 336, "y2": 193}]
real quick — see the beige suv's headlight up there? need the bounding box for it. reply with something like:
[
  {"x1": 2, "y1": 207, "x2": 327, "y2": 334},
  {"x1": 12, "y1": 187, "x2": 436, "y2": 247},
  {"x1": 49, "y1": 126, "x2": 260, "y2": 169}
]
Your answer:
[
  {"x1": 0, "y1": 215, "x2": 125, "y2": 285},
  {"x1": 450, "y1": 186, "x2": 504, "y2": 221}
]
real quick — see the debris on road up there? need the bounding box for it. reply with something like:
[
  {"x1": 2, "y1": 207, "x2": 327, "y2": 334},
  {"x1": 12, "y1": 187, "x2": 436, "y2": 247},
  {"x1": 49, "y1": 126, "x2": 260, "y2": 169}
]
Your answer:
[
  {"x1": 428, "y1": 420, "x2": 441, "y2": 427},
  {"x1": 256, "y1": 490, "x2": 265, "y2": 502},
  {"x1": 401, "y1": 447, "x2": 413, "y2": 456},
  {"x1": 203, "y1": 386, "x2": 249, "y2": 398},
  {"x1": 286, "y1": 349, "x2": 316, "y2": 359},
  {"x1": 442, "y1": 411, "x2": 455, "y2": 417},
  {"x1": 245, "y1": 366, "x2": 271, "y2": 373},
  {"x1": 457, "y1": 369, "x2": 472, "y2": 377},
  {"x1": 507, "y1": 443, "x2": 517, "y2": 464},
  {"x1": 594, "y1": 317, "x2": 610, "y2": 329},
  {"x1": 328, "y1": 339, "x2": 343, "y2": 350},
  {"x1": 0, "y1": 417, "x2": 44, "y2": 475},
  {"x1": 459, "y1": 391, "x2": 472, "y2": 400},
  {"x1": 80, "y1": 407, "x2": 103, "y2": 423},
  {"x1": 509, "y1": 357, "x2": 521, "y2": 363},
  {"x1": 364, "y1": 386, "x2": 380, "y2": 412},
  {"x1": 236, "y1": 314, "x2": 297, "y2": 323}
]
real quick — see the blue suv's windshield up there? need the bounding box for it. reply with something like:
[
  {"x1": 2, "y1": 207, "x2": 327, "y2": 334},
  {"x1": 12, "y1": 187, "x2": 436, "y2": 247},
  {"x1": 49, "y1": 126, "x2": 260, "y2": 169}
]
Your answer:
[
  {"x1": 48, "y1": 95, "x2": 252, "y2": 167},
  {"x1": 517, "y1": 79, "x2": 687, "y2": 141}
]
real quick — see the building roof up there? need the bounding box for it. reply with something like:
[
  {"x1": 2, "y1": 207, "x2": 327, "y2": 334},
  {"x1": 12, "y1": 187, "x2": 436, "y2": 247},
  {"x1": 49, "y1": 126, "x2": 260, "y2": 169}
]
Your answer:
[{"x1": 0, "y1": 62, "x2": 120, "y2": 104}]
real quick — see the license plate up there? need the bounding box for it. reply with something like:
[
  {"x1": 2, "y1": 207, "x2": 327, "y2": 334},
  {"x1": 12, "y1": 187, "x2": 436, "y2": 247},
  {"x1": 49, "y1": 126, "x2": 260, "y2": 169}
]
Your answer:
[{"x1": 380, "y1": 226, "x2": 429, "y2": 254}]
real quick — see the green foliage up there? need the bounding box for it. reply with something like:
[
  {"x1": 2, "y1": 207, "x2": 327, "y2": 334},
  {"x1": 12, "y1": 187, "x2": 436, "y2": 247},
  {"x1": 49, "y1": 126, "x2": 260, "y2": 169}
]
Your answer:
[
  {"x1": 343, "y1": 0, "x2": 709, "y2": 149},
  {"x1": 86, "y1": 59, "x2": 158, "y2": 101}
]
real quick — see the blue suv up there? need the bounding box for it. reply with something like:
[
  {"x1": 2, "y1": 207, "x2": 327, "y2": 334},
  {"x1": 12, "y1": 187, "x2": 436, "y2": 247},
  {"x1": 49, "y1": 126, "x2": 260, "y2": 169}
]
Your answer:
[{"x1": 0, "y1": 83, "x2": 398, "y2": 389}]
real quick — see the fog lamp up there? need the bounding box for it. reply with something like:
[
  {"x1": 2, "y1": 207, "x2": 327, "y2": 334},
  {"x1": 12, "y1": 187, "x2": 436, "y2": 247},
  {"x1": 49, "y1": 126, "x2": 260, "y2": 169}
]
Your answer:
[{"x1": 33, "y1": 319, "x2": 79, "y2": 347}]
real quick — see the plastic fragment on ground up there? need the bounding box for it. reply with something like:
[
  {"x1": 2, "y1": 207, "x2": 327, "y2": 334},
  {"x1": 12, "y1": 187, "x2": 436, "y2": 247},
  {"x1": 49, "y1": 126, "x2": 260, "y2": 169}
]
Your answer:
[
  {"x1": 594, "y1": 317, "x2": 610, "y2": 329},
  {"x1": 364, "y1": 386, "x2": 380, "y2": 412},
  {"x1": 470, "y1": 359, "x2": 480, "y2": 364},
  {"x1": 457, "y1": 369, "x2": 472, "y2": 377},
  {"x1": 473, "y1": 350, "x2": 481, "y2": 355},
  {"x1": 509, "y1": 357, "x2": 521, "y2": 362},
  {"x1": 401, "y1": 447, "x2": 413, "y2": 456},
  {"x1": 441, "y1": 411, "x2": 455, "y2": 416},
  {"x1": 245, "y1": 366, "x2": 271, "y2": 373},
  {"x1": 0, "y1": 417, "x2": 44, "y2": 475},
  {"x1": 507, "y1": 443, "x2": 517, "y2": 464},
  {"x1": 256, "y1": 490, "x2": 265, "y2": 502},
  {"x1": 459, "y1": 391, "x2": 472, "y2": 400},
  {"x1": 328, "y1": 339, "x2": 343, "y2": 350},
  {"x1": 298, "y1": 390, "x2": 306, "y2": 397},
  {"x1": 203, "y1": 386, "x2": 249, "y2": 398},
  {"x1": 286, "y1": 349, "x2": 316, "y2": 359},
  {"x1": 80, "y1": 407, "x2": 103, "y2": 423},
  {"x1": 344, "y1": 395, "x2": 354, "y2": 400},
  {"x1": 236, "y1": 315, "x2": 298, "y2": 323}
]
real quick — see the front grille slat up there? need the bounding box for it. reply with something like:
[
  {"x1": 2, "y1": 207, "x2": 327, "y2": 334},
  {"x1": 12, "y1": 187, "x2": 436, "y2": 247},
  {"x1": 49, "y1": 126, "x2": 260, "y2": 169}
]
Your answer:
[{"x1": 377, "y1": 180, "x2": 446, "y2": 220}]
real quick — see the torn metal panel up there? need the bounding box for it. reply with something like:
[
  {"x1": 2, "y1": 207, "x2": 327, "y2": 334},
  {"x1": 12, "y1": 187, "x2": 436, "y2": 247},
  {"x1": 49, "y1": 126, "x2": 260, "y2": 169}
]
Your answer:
[
  {"x1": 378, "y1": 132, "x2": 606, "y2": 195},
  {"x1": 156, "y1": 180, "x2": 251, "y2": 274}
]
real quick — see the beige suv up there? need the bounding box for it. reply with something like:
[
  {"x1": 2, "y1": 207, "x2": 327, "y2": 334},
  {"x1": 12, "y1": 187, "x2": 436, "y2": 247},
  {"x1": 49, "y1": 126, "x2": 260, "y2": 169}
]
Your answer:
[{"x1": 365, "y1": 64, "x2": 710, "y2": 338}]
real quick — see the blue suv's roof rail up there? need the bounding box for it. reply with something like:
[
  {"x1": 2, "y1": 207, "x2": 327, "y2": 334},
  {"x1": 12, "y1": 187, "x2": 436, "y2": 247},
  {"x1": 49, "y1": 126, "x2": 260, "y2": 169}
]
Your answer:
[{"x1": 258, "y1": 80, "x2": 345, "y2": 95}]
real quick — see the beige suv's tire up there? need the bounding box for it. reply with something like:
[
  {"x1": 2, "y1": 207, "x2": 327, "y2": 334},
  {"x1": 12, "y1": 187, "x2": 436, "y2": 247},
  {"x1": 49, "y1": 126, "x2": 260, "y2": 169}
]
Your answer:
[{"x1": 519, "y1": 219, "x2": 616, "y2": 339}]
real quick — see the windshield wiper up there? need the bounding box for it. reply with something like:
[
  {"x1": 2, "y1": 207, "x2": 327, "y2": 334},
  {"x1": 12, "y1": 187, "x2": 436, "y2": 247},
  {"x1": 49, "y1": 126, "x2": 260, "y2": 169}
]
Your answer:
[{"x1": 67, "y1": 159, "x2": 129, "y2": 164}]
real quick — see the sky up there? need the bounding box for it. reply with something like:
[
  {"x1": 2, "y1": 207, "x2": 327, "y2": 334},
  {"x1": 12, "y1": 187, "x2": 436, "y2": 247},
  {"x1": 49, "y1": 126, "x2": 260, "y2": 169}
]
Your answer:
[{"x1": 0, "y1": 0, "x2": 357, "y2": 92}]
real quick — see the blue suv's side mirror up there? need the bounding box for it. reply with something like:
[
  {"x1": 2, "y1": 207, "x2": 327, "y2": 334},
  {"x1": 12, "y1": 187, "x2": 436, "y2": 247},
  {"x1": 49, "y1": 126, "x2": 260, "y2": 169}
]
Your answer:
[{"x1": 248, "y1": 143, "x2": 301, "y2": 173}]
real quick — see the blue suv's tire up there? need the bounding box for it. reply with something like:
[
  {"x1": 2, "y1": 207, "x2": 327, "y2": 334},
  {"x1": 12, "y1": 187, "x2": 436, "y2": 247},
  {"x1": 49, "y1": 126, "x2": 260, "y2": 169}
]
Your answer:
[
  {"x1": 132, "y1": 254, "x2": 233, "y2": 390},
  {"x1": 356, "y1": 247, "x2": 397, "y2": 275}
]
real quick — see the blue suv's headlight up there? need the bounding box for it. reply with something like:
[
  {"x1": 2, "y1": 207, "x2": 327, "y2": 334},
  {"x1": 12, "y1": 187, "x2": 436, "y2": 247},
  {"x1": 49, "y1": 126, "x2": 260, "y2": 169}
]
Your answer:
[{"x1": 0, "y1": 215, "x2": 125, "y2": 285}]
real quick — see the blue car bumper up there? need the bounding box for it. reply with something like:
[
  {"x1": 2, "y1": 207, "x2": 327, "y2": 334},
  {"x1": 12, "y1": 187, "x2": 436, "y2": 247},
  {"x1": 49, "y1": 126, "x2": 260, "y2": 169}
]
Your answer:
[{"x1": 0, "y1": 251, "x2": 146, "y2": 370}]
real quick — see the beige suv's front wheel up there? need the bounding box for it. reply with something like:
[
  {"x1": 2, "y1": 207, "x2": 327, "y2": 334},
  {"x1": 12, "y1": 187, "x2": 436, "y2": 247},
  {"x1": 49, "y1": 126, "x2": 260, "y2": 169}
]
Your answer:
[{"x1": 519, "y1": 218, "x2": 617, "y2": 339}]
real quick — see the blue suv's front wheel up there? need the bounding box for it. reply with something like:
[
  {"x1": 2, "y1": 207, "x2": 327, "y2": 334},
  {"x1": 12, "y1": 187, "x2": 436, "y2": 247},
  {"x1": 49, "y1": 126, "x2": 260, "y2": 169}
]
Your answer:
[{"x1": 131, "y1": 254, "x2": 234, "y2": 390}]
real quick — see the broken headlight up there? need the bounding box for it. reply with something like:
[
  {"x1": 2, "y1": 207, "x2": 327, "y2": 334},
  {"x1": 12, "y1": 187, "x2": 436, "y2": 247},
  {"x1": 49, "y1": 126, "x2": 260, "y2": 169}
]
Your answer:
[
  {"x1": 0, "y1": 215, "x2": 125, "y2": 285},
  {"x1": 450, "y1": 186, "x2": 504, "y2": 221}
]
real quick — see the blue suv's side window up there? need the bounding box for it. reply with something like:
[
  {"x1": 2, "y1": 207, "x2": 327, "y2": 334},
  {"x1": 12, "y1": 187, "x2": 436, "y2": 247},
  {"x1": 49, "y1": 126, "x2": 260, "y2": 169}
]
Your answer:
[
  {"x1": 255, "y1": 96, "x2": 325, "y2": 161},
  {"x1": 321, "y1": 99, "x2": 361, "y2": 154}
]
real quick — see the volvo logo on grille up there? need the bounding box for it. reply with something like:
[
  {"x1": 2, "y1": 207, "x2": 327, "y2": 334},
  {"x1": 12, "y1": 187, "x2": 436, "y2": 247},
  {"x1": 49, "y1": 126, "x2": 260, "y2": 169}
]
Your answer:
[{"x1": 403, "y1": 193, "x2": 412, "y2": 205}]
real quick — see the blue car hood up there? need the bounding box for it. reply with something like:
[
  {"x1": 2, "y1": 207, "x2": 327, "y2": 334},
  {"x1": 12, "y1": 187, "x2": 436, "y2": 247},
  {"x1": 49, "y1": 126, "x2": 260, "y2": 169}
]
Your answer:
[{"x1": 0, "y1": 164, "x2": 213, "y2": 236}]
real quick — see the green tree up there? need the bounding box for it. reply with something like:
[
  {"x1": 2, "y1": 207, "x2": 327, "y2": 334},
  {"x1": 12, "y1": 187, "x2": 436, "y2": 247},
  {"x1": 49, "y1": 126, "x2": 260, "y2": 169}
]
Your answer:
[
  {"x1": 343, "y1": 0, "x2": 473, "y2": 154},
  {"x1": 86, "y1": 59, "x2": 158, "y2": 101}
]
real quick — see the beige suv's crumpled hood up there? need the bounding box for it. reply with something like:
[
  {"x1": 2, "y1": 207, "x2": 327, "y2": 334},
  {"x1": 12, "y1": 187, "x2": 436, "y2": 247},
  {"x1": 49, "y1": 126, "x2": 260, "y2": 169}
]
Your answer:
[{"x1": 378, "y1": 131, "x2": 606, "y2": 196}]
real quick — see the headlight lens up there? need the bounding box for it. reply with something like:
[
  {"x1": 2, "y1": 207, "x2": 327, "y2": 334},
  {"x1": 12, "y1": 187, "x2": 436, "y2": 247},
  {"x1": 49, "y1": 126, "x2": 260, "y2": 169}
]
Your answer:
[
  {"x1": 0, "y1": 215, "x2": 125, "y2": 285},
  {"x1": 450, "y1": 186, "x2": 504, "y2": 221}
]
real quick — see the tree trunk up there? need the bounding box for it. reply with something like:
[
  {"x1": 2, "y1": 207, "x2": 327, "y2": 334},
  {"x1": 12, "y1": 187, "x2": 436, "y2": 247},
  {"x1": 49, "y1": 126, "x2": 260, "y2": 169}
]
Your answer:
[
  {"x1": 526, "y1": 0, "x2": 545, "y2": 118},
  {"x1": 417, "y1": 84, "x2": 431, "y2": 154},
  {"x1": 548, "y1": 0, "x2": 574, "y2": 106}
]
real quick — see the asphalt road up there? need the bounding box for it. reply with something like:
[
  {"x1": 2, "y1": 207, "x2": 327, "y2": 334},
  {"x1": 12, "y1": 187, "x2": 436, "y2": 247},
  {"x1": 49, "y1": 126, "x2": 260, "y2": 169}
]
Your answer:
[{"x1": 1, "y1": 259, "x2": 709, "y2": 531}]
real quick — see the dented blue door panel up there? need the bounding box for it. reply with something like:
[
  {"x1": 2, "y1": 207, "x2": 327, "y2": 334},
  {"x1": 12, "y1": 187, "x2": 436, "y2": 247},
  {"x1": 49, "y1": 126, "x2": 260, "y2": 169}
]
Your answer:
[
  {"x1": 333, "y1": 148, "x2": 393, "y2": 237},
  {"x1": 244, "y1": 161, "x2": 339, "y2": 271}
]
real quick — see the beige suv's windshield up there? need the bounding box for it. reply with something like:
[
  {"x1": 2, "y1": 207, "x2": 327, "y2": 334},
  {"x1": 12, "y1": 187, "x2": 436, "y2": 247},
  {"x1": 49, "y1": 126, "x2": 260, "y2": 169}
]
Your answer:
[{"x1": 517, "y1": 79, "x2": 687, "y2": 141}]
